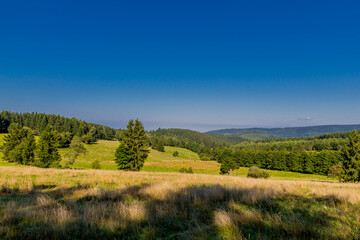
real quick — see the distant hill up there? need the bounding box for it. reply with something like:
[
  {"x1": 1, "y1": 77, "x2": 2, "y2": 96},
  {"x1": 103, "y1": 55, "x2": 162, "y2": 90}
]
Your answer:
[
  {"x1": 206, "y1": 124, "x2": 360, "y2": 140},
  {"x1": 150, "y1": 128, "x2": 247, "y2": 149}
]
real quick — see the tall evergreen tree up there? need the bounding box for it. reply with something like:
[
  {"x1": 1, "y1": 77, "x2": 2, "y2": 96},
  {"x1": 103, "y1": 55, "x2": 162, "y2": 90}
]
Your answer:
[
  {"x1": 1, "y1": 123, "x2": 36, "y2": 165},
  {"x1": 340, "y1": 130, "x2": 360, "y2": 182},
  {"x1": 115, "y1": 119, "x2": 148, "y2": 171},
  {"x1": 0, "y1": 115, "x2": 9, "y2": 133},
  {"x1": 36, "y1": 125, "x2": 61, "y2": 168}
]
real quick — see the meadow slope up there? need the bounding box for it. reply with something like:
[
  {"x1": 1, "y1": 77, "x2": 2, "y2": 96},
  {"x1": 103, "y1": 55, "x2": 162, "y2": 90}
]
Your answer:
[{"x1": 0, "y1": 133, "x2": 330, "y2": 181}]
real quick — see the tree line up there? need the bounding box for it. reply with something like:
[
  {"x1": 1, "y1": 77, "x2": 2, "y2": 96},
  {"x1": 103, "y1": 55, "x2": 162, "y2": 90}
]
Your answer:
[
  {"x1": 234, "y1": 138, "x2": 347, "y2": 152},
  {"x1": 0, "y1": 111, "x2": 118, "y2": 141},
  {"x1": 217, "y1": 148, "x2": 341, "y2": 175}
]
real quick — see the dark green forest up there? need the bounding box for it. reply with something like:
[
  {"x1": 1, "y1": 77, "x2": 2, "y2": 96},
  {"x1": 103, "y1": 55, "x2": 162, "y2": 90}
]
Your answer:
[{"x1": 0, "y1": 111, "x2": 117, "y2": 140}]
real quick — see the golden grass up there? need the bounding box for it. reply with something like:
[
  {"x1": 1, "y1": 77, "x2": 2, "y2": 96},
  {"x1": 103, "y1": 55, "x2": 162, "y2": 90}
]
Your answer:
[
  {"x1": 0, "y1": 166, "x2": 359, "y2": 239},
  {"x1": 0, "y1": 166, "x2": 359, "y2": 203}
]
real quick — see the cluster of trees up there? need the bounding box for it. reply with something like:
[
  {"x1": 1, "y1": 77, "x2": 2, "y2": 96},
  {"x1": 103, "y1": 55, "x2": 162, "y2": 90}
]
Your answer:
[
  {"x1": 149, "y1": 135, "x2": 165, "y2": 152},
  {"x1": 0, "y1": 111, "x2": 118, "y2": 140},
  {"x1": 1, "y1": 115, "x2": 149, "y2": 171},
  {"x1": 1, "y1": 123, "x2": 89, "y2": 169},
  {"x1": 1, "y1": 124, "x2": 62, "y2": 168},
  {"x1": 218, "y1": 148, "x2": 340, "y2": 175},
  {"x1": 219, "y1": 130, "x2": 360, "y2": 182}
]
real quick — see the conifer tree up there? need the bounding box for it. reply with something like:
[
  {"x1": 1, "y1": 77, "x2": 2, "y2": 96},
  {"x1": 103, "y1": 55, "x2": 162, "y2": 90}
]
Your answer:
[
  {"x1": 36, "y1": 125, "x2": 61, "y2": 168},
  {"x1": 115, "y1": 119, "x2": 148, "y2": 171},
  {"x1": 340, "y1": 130, "x2": 360, "y2": 182},
  {"x1": 1, "y1": 123, "x2": 36, "y2": 165},
  {"x1": 0, "y1": 115, "x2": 9, "y2": 133}
]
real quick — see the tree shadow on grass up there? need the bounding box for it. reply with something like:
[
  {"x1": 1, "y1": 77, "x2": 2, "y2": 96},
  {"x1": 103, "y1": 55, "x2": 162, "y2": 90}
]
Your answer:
[{"x1": 0, "y1": 184, "x2": 358, "y2": 240}]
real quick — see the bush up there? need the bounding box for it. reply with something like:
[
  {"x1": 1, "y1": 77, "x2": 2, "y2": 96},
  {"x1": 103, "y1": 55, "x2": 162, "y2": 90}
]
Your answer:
[
  {"x1": 247, "y1": 166, "x2": 270, "y2": 179},
  {"x1": 179, "y1": 167, "x2": 193, "y2": 173},
  {"x1": 91, "y1": 160, "x2": 101, "y2": 169},
  {"x1": 328, "y1": 163, "x2": 343, "y2": 181},
  {"x1": 173, "y1": 151, "x2": 179, "y2": 157}
]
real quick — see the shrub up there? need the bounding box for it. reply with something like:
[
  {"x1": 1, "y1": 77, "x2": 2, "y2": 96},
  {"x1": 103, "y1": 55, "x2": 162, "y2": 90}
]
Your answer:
[
  {"x1": 173, "y1": 151, "x2": 179, "y2": 157},
  {"x1": 179, "y1": 167, "x2": 193, "y2": 173},
  {"x1": 91, "y1": 160, "x2": 101, "y2": 169},
  {"x1": 247, "y1": 166, "x2": 270, "y2": 179}
]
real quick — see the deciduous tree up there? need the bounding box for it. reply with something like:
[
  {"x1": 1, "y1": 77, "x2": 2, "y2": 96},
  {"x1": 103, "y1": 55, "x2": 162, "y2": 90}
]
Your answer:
[{"x1": 65, "y1": 136, "x2": 87, "y2": 170}]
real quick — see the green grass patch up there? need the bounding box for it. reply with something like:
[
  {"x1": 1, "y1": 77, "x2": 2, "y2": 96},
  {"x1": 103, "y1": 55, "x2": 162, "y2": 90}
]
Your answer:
[{"x1": 0, "y1": 134, "x2": 335, "y2": 181}]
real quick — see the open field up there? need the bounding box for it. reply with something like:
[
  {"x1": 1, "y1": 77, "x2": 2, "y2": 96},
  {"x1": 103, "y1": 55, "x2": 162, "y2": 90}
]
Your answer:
[
  {"x1": 0, "y1": 166, "x2": 359, "y2": 239},
  {"x1": 0, "y1": 134, "x2": 333, "y2": 181}
]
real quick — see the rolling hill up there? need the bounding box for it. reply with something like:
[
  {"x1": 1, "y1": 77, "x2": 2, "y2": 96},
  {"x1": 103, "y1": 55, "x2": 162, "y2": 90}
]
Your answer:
[{"x1": 207, "y1": 124, "x2": 360, "y2": 140}]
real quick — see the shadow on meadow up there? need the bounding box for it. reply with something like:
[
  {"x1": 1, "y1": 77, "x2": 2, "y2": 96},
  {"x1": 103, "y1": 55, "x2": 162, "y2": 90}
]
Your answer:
[{"x1": 0, "y1": 183, "x2": 358, "y2": 240}]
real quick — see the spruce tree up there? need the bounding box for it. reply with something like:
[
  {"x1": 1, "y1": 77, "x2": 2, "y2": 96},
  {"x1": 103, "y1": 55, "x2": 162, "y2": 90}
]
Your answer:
[
  {"x1": 1, "y1": 123, "x2": 36, "y2": 165},
  {"x1": 0, "y1": 115, "x2": 9, "y2": 133},
  {"x1": 114, "y1": 119, "x2": 148, "y2": 171},
  {"x1": 340, "y1": 130, "x2": 360, "y2": 182},
  {"x1": 36, "y1": 125, "x2": 61, "y2": 168}
]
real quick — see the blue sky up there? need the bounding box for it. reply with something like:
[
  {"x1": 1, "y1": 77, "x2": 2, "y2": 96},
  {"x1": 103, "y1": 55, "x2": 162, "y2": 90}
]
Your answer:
[{"x1": 1, "y1": 0, "x2": 360, "y2": 131}]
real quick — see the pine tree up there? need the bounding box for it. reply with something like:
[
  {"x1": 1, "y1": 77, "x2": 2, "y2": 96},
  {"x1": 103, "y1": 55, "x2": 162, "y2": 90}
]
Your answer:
[
  {"x1": 0, "y1": 115, "x2": 10, "y2": 133},
  {"x1": 65, "y1": 136, "x2": 87, "y2": 170},
  {"x1": 36, "y1": 125, "x2": 61, "y2": 168},
  {"x1": 114, "y1": 119, "x2": 149, "y2": 171},
  {"x1": 340, "y1": 130, "x2": 360, "y2": 182},
  {"x1": 1, "y1": 123, "x2": 36, "y2": 165}
]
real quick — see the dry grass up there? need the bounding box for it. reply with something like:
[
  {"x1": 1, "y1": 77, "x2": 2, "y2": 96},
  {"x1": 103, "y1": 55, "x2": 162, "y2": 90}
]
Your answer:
[{"x1": 0, "y1": 166, "x2": 360, "y2": 239}]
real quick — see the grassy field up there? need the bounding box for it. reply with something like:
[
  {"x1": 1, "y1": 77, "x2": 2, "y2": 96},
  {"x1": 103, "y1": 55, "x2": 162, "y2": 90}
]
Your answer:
[
  {"x1": 0, "y1": 134, "x2": 359, "y2": 238},
  {"x1": 0, "y1": 166, "x2": 359, "y2": 239},
  {"x1": 0, "y1": 134, "x2": 332, "y2": 181}
]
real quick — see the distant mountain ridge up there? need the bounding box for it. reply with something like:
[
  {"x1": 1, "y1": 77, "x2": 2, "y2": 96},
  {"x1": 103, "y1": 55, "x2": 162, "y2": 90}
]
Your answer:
[{"x1": 206, "y1": 124, "x2": 360, "y2": 139}]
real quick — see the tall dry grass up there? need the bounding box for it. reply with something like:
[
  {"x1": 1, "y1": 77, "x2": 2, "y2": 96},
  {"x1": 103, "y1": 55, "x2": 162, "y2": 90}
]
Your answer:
[{"x1": 0, "y1": 166, "x2": 360, "y2": 239}]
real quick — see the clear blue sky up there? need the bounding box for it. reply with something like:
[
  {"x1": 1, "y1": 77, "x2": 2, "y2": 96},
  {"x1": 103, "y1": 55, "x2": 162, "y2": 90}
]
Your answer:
[{"x1": 1, "y1": 0, "x2": 360, "y2": 131}]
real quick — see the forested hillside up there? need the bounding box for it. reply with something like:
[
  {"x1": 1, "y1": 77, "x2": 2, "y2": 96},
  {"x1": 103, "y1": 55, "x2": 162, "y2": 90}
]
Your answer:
[
  {"x1": 0, "y1": 111, "x2": 117, "y2": 140},
  {"x1": 213, "y1": 130, "x2": 360, "y2": 176},
  {"x1": 149, "y1": 128, "x2": 246, "y2": 153},
  {"x1": 207, "y1": 124, "x2": 360, "y2": 139}
]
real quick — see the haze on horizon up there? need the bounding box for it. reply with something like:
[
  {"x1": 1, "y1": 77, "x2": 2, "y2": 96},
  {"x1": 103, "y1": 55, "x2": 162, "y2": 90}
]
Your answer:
[{"x1": 1, "y1": 1, "x2": 360, "y2": 132}]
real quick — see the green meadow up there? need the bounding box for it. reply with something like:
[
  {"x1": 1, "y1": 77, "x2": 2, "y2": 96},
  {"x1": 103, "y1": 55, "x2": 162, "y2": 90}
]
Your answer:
[{"x1": 0, "y1": 134, "x2": 331, "y2": 181}]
